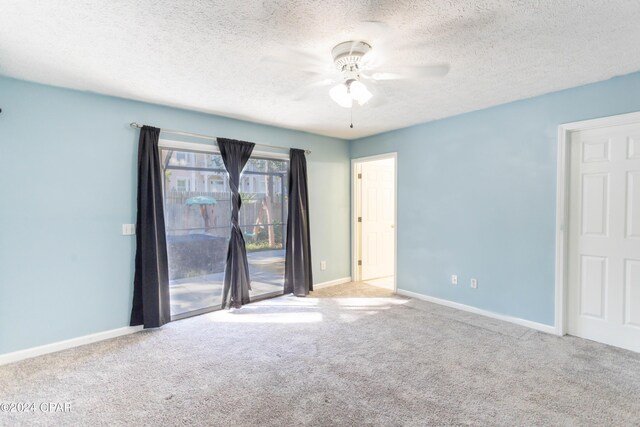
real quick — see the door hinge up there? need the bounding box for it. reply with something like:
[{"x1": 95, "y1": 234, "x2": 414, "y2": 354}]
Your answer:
[
  {"x1": 358, "y1": 216, "x2": 362, "y2": 222},
  {"x1": 358, "y1": 260, "x2": 362, "y2": 266},
  {"x1": 357, "y1": 173, "x2": 362, "y2": 179}
]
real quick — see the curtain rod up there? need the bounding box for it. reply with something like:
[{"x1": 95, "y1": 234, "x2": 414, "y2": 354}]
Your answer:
[{"x1": 129, "y1": 122, "x2": 311, "y2": 155}]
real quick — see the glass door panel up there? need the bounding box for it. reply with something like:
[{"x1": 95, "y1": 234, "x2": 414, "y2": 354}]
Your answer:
[
  {"x1": 161, "y1": 148, "x2": 231, "y2": 318},
  {"x1": 239, "y1": 157, "x2": 289, "y2": 300}
]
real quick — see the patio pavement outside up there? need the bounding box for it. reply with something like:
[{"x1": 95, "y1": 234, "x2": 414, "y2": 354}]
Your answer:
[{"x1": 169, "y1": 249, "x2": 284, "y2": 316}]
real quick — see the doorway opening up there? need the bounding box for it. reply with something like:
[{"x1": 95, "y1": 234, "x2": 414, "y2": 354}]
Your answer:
[{"x1": 352, "y1": 153, "x2": 397, "y2": 290}]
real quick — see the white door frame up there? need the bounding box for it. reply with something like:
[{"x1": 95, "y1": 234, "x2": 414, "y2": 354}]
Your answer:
[
  {"x1": 555, "y1": 110, "x2": 640, "y2": 336},
  {"x1": 351, "y1": 152, "x2": 398, "y2": 291}
]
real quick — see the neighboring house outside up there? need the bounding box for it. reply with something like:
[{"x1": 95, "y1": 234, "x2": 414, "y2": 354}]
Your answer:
[{"x1": 164, "y1": 151, "x2": 270, "y2": 194}]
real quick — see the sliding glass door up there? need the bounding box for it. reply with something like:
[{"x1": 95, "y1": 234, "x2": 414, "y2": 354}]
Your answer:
[{"x1": 160, "y1": 143, "x2": 288, "y2": 318}]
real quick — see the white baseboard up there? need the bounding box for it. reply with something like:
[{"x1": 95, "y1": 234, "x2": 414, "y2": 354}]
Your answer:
[
  {"x1": 396, "y1": 289, "x2": 557, "y2": 335},
  {"x1": 0, "y1": 325, "x2": 144, "y2": 366},
  {"x1": 314, "y1": 276, "x2": 352, "y2": 290}
]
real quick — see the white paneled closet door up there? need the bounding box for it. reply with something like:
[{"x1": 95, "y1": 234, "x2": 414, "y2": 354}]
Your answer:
[{"x1": 568, "y1": 123, "x2": 640, "y2": 352}]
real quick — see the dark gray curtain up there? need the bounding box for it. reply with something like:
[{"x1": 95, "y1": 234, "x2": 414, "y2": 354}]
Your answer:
[
  {"x1": 130, "y1": 126, "x2": 171, "y2": 328},
  {"x1": 284, "y1": 148, "x2": 313, "y2": 296},
  {"x1": 218, "y1": 138, "x2": 255, "y2": 309}
]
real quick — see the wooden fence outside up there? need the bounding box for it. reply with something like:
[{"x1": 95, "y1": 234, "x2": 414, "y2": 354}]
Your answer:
[{"x1": 164, "y1": 190, "x2": 286, "y2": 245}]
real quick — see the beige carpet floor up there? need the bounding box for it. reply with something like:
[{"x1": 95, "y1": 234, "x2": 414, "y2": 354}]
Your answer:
[{"x1": 1, "y1": 282, "x2": 640, "y2": 426}]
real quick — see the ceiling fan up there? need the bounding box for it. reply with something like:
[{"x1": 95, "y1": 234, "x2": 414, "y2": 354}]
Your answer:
[
  {"x1": 268, "y1": 34, "x2": 450, "y2": 110},
  {"x1": 261, "y1": 21, "x2": 451, "y2": 128},
  {"x1": 322, "y1": 40, "x2": 449, "y2": 109}
]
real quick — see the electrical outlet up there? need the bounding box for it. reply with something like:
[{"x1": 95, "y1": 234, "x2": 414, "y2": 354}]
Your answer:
[
  {"x1": 122, "y1": 224, "x2": 136, "y2": 235},
  {"x1": 451, "y1": 275, "x2": 458, "y2": 285},
  {"x1": 320, "y1": 261, "x2": 327, "y2": 271},
  {"x1": 470, "y1": 278, "x2": 478, "y2": 289}
]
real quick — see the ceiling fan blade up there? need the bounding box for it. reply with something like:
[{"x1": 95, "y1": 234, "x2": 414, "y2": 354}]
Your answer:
[
  {"x1": 359, "y1": 72, "x2": 374, "y2": 81},
  {"x1": 290, "y1": 79, "x2": 334, "y2": 101},
  {"x1": 356, "y1": 22, "x2": 403, "y2": 72},
  {"x1": 260, "y1": 48, "x2": 332, "y2": 72},
  {"x1": 349, "y1": 20, "x2": 396, "y2": 50},
  {"x1": 357, "y1": 20, "x2": 391, "y2": 40},
  {"x1": 370, "y1": 72, "x2": 405, "y2": 81},
  {"x1": 260, "y1": 55, "x2": 311, "y2": 71},
  {"x1": 397, "y1": 12, "x2": 499, "y2": 52},
  {"x1": 371, "y1": 63, "x2": 450, "y2": 80},
  {"x1": 362, "y1": 84, "x2": 388, "y2": 108},
  {"x1": 359, "y1": 20, "x2": 388, "y2": 30},
  {"x1": 359, "y1": 47, "x2": 387, "y2": 71},
  {"x1": 411, "y1": 64, "x2": 450, "y2": 78}
]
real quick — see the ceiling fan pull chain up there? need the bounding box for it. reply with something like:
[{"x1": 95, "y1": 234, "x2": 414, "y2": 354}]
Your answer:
[{"x1": 350, "y1": 106, "x2": 354, "y2": 129}]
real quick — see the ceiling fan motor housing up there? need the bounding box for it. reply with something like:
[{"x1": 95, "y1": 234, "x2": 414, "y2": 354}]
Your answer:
[{"x1": 332, "y1": 41, "x2": 371, "y2": 75}]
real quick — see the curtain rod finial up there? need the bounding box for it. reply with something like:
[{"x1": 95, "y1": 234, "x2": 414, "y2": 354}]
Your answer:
[{"x1": 130, "y1": 122, "x2": 141, "y2": 128}]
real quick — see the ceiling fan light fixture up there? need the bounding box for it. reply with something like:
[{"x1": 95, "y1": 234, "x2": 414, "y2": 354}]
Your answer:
[
  {"x1": 329, "y1": 80, "x2": 372, "y2": 108},
  {"x1": 329, "y1": 83, "x2": 353, "y2": 108},
  {"x1": 349, "y1": 80, "x2": 372, "y2": 105}
]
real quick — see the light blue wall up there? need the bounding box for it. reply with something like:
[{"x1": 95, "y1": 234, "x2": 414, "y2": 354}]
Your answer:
[
  {"x1": 350, "y1": 71, "x2": 640, "y2": 326},
  {"x1": 0, "y1": 77, "x2": 351, "y2": 354}
]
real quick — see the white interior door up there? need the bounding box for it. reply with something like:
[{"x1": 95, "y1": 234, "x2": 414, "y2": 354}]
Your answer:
[
  {"x1": 359, "y1": 158, "x2": 395, "y2": 283},
  {"x1": 568, "y1": 122, "x2": 640, "y2": 353}
]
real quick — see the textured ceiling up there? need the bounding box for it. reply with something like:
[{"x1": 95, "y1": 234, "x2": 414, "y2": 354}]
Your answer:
[{"x1": 1, "y1": 1, "x2": 640, "y2": 139}]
